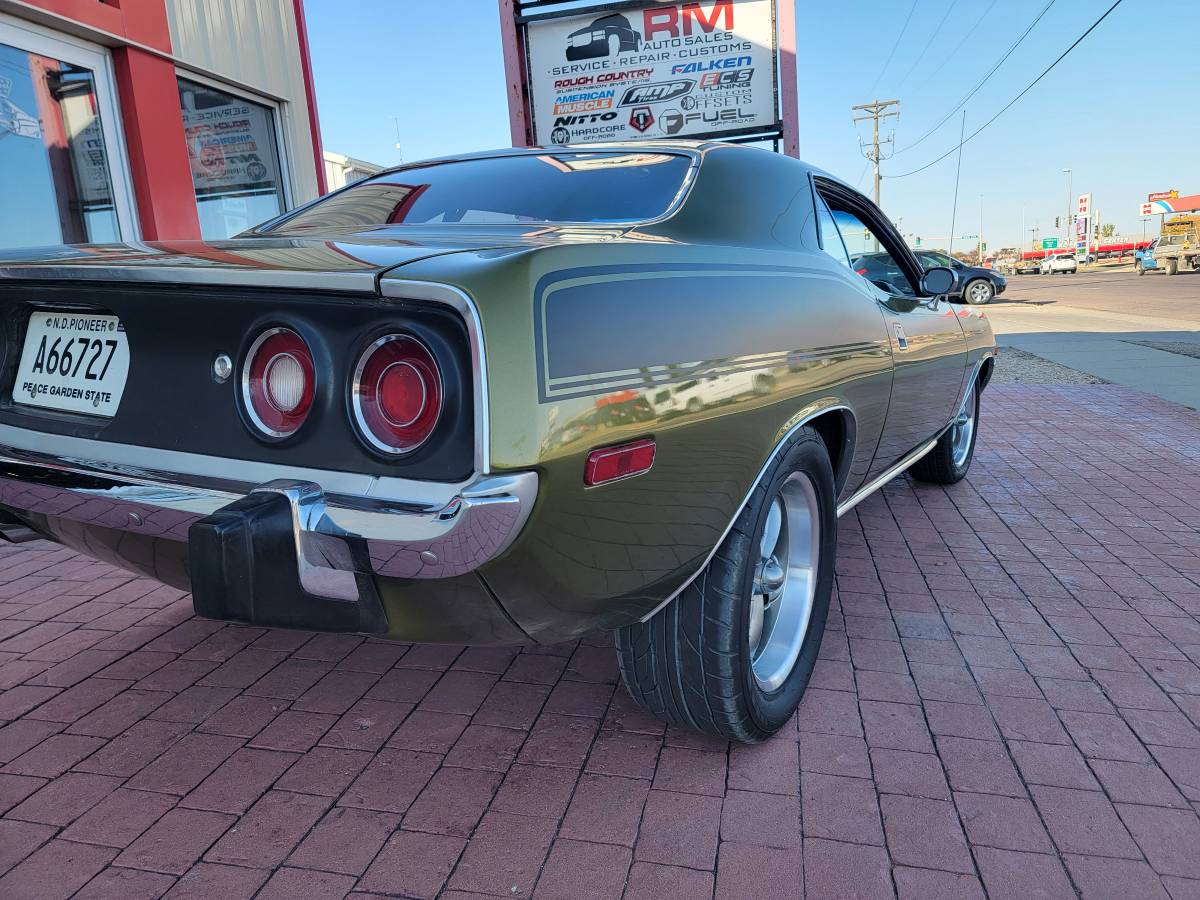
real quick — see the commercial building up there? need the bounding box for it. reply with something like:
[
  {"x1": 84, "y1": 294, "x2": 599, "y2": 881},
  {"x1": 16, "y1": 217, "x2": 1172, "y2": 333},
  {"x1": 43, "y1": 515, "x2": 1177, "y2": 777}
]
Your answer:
[
  {"x1": 323, "y1": 151, "x2": 382, "y2": 192},
  {"x1": 0, "y1": 0, "x2": 325, "y2": 250}
]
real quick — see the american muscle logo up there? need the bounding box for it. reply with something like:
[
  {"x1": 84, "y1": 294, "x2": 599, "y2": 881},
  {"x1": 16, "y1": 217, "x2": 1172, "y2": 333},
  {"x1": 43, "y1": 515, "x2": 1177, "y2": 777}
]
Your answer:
[{"x1": 553, "y1": 88, "x2": 616, "y2": 115}]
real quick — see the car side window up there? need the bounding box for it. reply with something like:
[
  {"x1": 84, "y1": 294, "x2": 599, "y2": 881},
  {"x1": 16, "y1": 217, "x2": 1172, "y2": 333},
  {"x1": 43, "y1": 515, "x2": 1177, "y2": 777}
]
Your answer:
[
  {"x1": 814, "y1": 194, "x2": 851, "y2": 267},
  {"x1": 830, "y1": 208, "x2": 917, "y2": 297}
]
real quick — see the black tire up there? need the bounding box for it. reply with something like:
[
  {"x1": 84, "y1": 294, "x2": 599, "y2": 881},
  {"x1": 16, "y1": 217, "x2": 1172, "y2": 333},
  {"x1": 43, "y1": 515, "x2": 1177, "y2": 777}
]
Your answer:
[
  {"x1": 1136, "y1": 262, "x2": 1145, "y2": 276},
  {"x1": 1166, "y1": 258, "x2": 1178, "y2": 276},
  {"x1": 963, "y1": 278, "x2": 994, "y2": 305},
  {"x1": 615, "y1": 427, "x2": 837, "y2": 743},
  {"x1": 911, "y1": 380, "x2": 980, "y2": 485}
]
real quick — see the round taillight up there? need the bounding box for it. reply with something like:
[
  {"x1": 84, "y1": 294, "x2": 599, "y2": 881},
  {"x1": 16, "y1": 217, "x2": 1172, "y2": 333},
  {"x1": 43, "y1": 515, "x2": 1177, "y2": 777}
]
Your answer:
[
  {"x1": 242, "y1": 328, "x2": 315, "y2": 438},
  {"x1": 352, "y1": 334, "x2": 442, "y2": 454}
]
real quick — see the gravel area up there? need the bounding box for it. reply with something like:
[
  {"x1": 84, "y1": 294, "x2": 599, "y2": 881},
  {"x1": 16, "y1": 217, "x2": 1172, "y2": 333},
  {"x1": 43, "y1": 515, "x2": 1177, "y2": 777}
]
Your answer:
[
  {"x1": 990, "y1": 345, "x2": 1107, "y2": 385},
  {"x1": 1130, "y1": 339, "x2": 1200, "y2": 361}
]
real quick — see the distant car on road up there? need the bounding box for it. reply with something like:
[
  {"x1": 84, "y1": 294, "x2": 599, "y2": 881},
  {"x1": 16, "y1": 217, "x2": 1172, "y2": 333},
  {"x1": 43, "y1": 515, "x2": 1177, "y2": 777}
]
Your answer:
[
  {"x1": 854, "y1": 250, "x2": 1006, "y2": 304},
  {"x1": 1040, "y1": 254, "x2": 1077, "y2": 274},
  {"x1": 565, "y1": 14, "x2": 641, "y2": 60}
]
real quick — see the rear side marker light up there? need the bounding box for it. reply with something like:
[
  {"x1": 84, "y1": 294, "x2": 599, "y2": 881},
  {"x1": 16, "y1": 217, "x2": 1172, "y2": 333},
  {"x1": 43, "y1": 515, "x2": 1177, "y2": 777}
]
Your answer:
[
  {"x1": 585, "y1": 439, "x2": 656, "y2": 486},
  {"x1": 352, "y1": 334, "x2": 443, "y2": 454},
  {"x1": 243, "y1": 328, "x2": 315, "y2": 438}
]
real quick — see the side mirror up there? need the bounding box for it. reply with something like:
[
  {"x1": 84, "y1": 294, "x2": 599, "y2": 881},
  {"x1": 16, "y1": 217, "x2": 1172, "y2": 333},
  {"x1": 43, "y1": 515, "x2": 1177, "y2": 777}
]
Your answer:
[{"x1": 920, "y1": 265, "x2": 958, "y2": 297}]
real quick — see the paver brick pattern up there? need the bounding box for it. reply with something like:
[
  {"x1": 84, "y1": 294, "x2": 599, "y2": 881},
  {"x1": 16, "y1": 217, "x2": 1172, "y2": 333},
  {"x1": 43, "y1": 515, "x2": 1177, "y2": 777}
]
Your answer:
[{"x1": 0, "y1": 384, "x2": 1199, "y2": 899}]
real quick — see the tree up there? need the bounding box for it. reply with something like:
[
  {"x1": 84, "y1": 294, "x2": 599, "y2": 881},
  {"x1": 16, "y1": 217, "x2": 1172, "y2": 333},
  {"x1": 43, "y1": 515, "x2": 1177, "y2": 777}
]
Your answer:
[{"x1": 1101, "y1": 223, "x2": 1116, "y2": 238}]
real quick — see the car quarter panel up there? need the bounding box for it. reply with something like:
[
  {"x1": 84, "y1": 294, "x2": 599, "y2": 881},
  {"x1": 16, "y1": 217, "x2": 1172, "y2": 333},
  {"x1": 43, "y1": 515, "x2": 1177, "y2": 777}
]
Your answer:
[{"x1": 391, "y1": 237, "x2": 895, "y2": 642}]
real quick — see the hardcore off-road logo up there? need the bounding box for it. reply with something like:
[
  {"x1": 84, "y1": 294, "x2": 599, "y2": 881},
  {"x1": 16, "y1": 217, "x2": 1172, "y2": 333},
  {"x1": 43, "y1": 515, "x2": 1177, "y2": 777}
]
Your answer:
[
  {"x1": 551, "y1": 126, "x2": 571, "y2": 144},
  {"x1": 629, "y1": 107, "x2": 655, "y2": 133}
]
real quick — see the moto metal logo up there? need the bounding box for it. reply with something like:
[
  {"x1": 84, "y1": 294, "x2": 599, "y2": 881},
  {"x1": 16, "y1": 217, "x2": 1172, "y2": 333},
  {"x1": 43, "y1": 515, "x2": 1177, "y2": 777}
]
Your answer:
[{"x1": 618, "y1": 80, "x2": 694, "y2": 107}]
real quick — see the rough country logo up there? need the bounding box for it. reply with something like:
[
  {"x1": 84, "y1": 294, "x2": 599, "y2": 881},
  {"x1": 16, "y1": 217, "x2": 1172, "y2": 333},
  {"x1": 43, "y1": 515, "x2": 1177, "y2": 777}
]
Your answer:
[
  {"x1": 618, "y1": 79, "x2": 694, "y2": 107},
  {"x1": 629, "y1": 107, "x2": 655, "y2": 133},
  {"x1": 550, "y1": 126, "x2": 572, "y2": 144}
]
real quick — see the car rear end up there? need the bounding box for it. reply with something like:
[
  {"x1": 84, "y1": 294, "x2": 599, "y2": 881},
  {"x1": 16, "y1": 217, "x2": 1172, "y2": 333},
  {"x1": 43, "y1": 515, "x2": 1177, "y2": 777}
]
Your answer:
[{"x1": 0, "y1": 251, "x2": 537, "y2": 643}]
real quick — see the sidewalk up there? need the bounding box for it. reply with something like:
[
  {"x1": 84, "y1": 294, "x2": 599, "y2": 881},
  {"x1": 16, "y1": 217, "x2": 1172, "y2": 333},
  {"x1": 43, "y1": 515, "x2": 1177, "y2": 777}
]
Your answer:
[
  {"x1": 0, "y1": 385, "x2": 1198, "y2": 899},
  {"x1": 985, "y1": 300, "x2": 1200, "y2": 409}
]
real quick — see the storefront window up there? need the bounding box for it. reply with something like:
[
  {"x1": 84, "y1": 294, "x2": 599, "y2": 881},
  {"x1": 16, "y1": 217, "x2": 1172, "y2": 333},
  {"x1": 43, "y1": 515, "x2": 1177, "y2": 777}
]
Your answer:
[
  {"x1": 178, "y1": 78, "x2": 286, "y2": 238},
  {"x1": 0, "y1": 41, "x2": 120, "y2": 249}
]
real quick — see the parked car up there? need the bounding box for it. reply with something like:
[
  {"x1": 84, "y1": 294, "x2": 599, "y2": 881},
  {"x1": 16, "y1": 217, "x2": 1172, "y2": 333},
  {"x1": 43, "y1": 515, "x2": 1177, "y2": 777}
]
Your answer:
[
  {"x1": 0, "y1": 143, "x2": 996, "y2": 742},
  {"x1": 1040, "y1": 253, "x2": 1077, "y2": 274},
  {"x1": 853, "y1": 249, "x2": 1005, "y2": 305},
  {"x1": 565, "y1": 14, "x2": 641, "y2": 60},
  {"x1": 1135, "y1": 240, "x2": 1160, "y2": 275}
]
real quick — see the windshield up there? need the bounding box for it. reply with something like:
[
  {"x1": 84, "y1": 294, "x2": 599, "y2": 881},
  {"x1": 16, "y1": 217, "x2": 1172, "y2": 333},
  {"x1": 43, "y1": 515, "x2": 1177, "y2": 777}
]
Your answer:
[{"x1": 263, "y1": 152, "x2": 692, "y2": 232}]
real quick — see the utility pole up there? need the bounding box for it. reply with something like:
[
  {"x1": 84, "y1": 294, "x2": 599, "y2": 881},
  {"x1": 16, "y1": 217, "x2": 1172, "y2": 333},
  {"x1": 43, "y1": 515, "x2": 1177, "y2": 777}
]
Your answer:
[{"x1": 852, "y1": 99, "x2": 900, "y2": 207}]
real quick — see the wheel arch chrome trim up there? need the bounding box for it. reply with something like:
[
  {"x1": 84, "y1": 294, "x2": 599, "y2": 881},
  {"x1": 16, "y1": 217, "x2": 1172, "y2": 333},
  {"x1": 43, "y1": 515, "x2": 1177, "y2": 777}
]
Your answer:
[
  {"x1": 638, "y1": 399, "x2": 856, "y2": 624},
  {"x1": 378, "y1": 278, "x2": 491, "y2": 475}
]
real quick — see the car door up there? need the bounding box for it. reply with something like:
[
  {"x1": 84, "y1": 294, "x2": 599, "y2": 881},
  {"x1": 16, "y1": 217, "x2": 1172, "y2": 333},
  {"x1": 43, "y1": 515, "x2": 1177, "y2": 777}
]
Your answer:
[{"x1": 814, "y1": 180, "x2": 969, "y2": 478}]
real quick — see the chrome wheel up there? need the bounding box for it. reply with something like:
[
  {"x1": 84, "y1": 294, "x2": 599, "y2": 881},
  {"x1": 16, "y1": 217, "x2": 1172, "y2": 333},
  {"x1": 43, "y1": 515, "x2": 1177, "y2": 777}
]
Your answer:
[
  {"x1": 966, "y1": 280, "x2": 993, "y2": 304},
  {"x1": 749, "y1": 473, "x2": 820, "y2": 692},
  {"x1": 950, "y1": 384, "x2": 977, "y2": 468}
]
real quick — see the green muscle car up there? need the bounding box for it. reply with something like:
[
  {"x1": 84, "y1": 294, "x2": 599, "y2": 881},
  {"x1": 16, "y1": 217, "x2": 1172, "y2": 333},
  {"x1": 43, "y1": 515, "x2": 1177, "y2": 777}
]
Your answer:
[{"x1": 0, "y1": 142, "x2": 995, "y2": 742}]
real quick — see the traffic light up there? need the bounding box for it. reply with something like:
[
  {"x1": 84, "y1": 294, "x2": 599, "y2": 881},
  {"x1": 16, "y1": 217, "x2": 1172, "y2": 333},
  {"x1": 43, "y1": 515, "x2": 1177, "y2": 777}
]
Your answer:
[{"x1": 1055, "y1": 217, "x2": 1060, "y2": 228}]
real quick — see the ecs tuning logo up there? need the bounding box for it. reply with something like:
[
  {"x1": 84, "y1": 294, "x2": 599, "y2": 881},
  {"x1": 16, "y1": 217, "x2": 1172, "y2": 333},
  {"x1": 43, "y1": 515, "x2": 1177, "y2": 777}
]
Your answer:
[{"x1": 629, "y1": 107, "x2": 655, "y2": 133}]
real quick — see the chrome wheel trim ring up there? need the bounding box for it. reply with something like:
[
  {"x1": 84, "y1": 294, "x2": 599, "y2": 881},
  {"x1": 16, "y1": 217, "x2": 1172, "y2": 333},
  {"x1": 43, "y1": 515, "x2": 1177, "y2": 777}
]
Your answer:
[
  {"x1": 749, "y1": 472, "x2": 821, "y2": 692},
  {"x1": 950, "y1": 385, "x2": 977, "y2": 468}
]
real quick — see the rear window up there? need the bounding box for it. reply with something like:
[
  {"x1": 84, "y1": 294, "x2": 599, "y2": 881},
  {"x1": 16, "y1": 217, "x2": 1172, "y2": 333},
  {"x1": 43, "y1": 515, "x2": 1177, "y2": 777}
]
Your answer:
[{"x1": 264, "y1": 152, "x2": 692, "y2": 232}]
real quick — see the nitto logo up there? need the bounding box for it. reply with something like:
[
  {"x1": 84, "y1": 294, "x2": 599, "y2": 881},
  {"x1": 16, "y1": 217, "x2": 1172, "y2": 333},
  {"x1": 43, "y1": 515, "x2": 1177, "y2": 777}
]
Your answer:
[
  {"x1": 554, "y1": 112, "x2": 618, "y2": 126},
  {"x1": 629, "y1": 107, "x2": 655, "y2": 133},
  {"x1": 642, "y1": 1, "x2": 734, "y2": 40},
  {"x1": 618, "y1": 80, "x2": 694, "y2": 107}
]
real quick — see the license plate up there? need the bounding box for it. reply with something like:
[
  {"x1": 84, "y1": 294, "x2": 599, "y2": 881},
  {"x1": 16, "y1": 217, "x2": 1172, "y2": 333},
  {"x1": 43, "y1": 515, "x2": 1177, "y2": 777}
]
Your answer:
[{"x1": 13, "y1": 311, "x2": 130, "y2": 417}]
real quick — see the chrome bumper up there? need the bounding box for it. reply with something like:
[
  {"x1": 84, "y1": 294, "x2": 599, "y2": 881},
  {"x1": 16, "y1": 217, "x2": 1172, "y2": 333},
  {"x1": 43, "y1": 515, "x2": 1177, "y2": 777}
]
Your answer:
[{"x1": 0, "y1": 439, "x2": 537, "y2": 596}]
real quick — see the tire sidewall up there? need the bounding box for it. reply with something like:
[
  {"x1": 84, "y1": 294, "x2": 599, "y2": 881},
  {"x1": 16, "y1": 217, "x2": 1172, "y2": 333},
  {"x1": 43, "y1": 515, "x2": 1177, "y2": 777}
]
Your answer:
[{"x1": 735, "y1": 432, "x2": 837, "y2": 733}]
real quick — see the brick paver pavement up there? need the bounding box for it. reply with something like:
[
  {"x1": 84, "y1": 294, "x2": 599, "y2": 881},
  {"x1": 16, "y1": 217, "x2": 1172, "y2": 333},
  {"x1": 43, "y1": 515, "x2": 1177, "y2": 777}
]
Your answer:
[{"x1": 0, "y1": 384, "x2": 1199, "y2": 899}]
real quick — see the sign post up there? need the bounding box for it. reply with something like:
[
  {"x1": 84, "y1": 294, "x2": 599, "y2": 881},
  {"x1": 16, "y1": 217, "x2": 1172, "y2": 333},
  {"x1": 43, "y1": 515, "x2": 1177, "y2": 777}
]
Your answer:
[{"x1": 499, "y1": 0, "x2": 797, "y2": 155}]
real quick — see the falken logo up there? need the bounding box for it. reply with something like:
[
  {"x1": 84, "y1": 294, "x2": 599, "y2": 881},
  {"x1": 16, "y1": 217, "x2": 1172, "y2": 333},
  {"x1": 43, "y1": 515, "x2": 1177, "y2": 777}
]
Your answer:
[
  {"x1": 618, "y1": 79, "x2": 694, "y2": 107},
  {"x1": 629, "y1": 106, "x2": 655, "y2": 133},
  {"x1": 671, "y1": 55, "x2": 752, "y2": 74}
]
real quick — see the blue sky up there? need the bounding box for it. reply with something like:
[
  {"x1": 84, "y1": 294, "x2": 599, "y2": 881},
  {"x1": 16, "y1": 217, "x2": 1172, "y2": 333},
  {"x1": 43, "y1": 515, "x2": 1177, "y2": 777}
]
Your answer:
[{"x1": 306, "y1": 0, "x2": 1197, "y2": 249}]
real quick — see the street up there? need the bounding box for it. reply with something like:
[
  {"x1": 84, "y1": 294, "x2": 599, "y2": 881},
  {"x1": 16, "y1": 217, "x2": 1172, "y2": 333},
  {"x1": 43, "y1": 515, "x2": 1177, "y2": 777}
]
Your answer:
[{"x1": 983, "y1": 269, "x2": 1200, "y2": 408}]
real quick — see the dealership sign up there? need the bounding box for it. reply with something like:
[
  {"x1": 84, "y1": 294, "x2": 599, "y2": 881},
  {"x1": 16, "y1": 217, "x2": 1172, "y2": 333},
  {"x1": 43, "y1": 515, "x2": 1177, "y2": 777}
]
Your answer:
[
  {"x1": 515, "y1": 0, "x2": 782, "y2": 146},
  {"x1": 1148, "y1": 190, "x2": 1178, "y2": 202}
]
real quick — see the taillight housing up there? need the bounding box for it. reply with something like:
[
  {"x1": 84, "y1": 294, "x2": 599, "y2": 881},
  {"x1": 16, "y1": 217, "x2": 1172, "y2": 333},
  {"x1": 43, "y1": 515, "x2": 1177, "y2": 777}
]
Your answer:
[
  {"x1": 351, "y1": 334, "x2": 443, "y2": 454},
  {"x1": 242, "y1": 327, "x2": 315, "y2": 438}
]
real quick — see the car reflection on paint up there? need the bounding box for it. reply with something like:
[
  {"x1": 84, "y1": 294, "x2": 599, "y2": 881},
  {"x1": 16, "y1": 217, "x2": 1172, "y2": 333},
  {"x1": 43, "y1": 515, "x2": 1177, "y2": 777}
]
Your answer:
[
  {"x1": 650, "y1": 369, "x2": 775, "y2": 416},
  {"x1": 565, "y1": 14, "x2": 641, "y2": 60}
]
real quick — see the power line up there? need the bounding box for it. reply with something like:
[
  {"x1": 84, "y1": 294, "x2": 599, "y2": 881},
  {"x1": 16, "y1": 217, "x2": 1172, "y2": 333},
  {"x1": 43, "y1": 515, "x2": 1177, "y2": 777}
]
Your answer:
[
  {"x1": 867, "y1": 0, "x2": 919, "y2": 95},
  {"x1": 886, "y1": 0, "x2": 1125, "y2": 180},
  {"x1": 913, "y1": 0, "x2": 1001, "y2": 93},
  {"x1": 896, "y1": 0, "x2": 1057, "y2": 154},
  {"x1": 895, "y1": 0, "x2": 960, "y2": 89}
]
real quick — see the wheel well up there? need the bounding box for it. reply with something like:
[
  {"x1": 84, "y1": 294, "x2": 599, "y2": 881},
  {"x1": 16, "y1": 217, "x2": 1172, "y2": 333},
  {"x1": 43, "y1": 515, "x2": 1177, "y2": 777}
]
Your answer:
[
  {"x1": 978, "y1": 356, "x2": 995, "y2": 392},
  {"x1": 808, "y1": 409, "x2": 855, "y2": 495}
]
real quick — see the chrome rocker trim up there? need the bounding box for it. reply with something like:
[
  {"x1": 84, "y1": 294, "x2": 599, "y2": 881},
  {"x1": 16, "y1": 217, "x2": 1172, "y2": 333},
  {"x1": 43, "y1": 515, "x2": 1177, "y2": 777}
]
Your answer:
[
  {"x1": 0, "y1": 437, "x2": 537, "y2": 592},
  {"x1": 834, "y1": 438, "x2": 937, "y2": 518}
]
